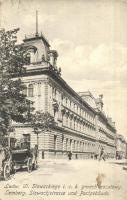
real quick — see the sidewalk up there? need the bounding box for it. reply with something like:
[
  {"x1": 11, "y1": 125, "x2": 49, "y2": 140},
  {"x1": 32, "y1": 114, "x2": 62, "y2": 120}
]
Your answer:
[
  {"x1": 103, "y1": 158, "x2": 127, "y2": 171},
  {"x1": 107, "y1": 158, "x2": 127, "y2": 164},
  {"x1": 39, "y1": 158, "x2": 127, "y2": 163},
  {"x1": 38, "y1": 157, "x2": 127, "y2": 168}
]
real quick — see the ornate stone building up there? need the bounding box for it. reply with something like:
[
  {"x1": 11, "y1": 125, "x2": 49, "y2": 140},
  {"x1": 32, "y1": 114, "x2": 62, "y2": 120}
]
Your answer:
[
  {"x1": 14, "y1": 32, "x2": 116, "y2": 159},
  {"x1": 116, "y1": 134, "x2": 127, "y2": 159}
]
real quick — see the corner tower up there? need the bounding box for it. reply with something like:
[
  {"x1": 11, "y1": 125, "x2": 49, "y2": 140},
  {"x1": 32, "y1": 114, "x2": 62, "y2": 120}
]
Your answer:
[{"x1": 22, "y1": 11, "x2": 59, "y2": 72}]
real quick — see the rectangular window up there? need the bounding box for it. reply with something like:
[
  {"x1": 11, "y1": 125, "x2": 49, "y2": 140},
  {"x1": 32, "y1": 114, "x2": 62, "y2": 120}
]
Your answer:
[
  {"x1": 66, "y1": 115, "x2": 68, "y2": 127},
  {"x1": 66, "y1": 138, "x2": 68, "y2": 151},
  {"x1": 23, "y1": 87, "x2": 27, "y2": 96},
  {"x1": 70, "y1": 118, "x2": 72, "y2": 128},
  {"x1": 38, "y1": 83, "x2": 41, "y2": 96},
  {"x1": 28, "y1": 84, "x2": 34, "y2": 97}
]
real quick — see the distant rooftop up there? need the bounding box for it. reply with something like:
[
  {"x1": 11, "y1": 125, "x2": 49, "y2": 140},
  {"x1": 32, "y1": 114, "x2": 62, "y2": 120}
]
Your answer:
[{"x1": 78, "y1": 91, "x2": 95, "y2": 99}]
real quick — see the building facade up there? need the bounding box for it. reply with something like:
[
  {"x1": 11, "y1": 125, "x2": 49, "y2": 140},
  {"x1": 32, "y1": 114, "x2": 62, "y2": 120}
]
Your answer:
[
  {"x1": 13, "y1": 32, "x2": 116, "y2": 159},
  {"x1": 116, "y1": 134, "x2": 127, "y2": 159}
]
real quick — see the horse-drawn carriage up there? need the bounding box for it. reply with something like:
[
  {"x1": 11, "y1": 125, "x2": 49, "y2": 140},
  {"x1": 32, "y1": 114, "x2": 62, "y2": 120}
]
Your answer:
[
  {"x1": 0, "y1": 145, "x2": 38, "y2": 181},
  {"x1": 11, "y1": 148, "x2": 38, "y2": 172},
  {"x1": 0, "y1": 133, "x2": 39, "y2": 180}
]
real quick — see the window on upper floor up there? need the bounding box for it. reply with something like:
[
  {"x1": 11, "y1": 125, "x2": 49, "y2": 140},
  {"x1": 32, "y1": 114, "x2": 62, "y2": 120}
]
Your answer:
[
  {"x1": 23, "y1": 87, "x2": 27, "y2": 96},
  {"x1": 77, "y1": 106, "x2": 79, "y2": 114},
  {"x1": 78, "y1": 107, "x2": 80, "y2": 115},
  {"x1": 70, "y1": 117, "x2": 72, "y2": 129},
  {"x1": 73, "y1": 103, "x2": 75, "y2": 111},
  {"x1": 68, "y1": 99, "x2": 70, "y2": 107},
  {"x1": 38, "y1": 83, "x2": 41, "y2": 96},
  {"x1": 66, "y1": 115, "x2": 68, "y2": 127},
  {"x1": 23, "y1": 45, "x2": 38, "y2": 64},
  {"x1": 66, "y1": 98, "x2": 68, "y2": 107},
  {"x1": 76, "y1": 106, "x2": 78, "y2": 114},
  {"x1": 54, "y1": 89, "x2": 57, "y2": 98},
  {"x1": 28, "y1": 84, "x2": 34, "y2": 97},
  {"x1": 80, "y1": 108, "x2": 81, "y2": 115},
  {"x1": 81, "y1": 109, "x2": 83, "y2": 116},
  {"x1": 82, "y1": 110, "x2": 84, "y2": 118},
  {"x1": 52, "y1": 88, "x2": 56, "y2": 99},
  {"x1": 61, "y1": 94, "x2": 64, "y2": 102},
  {"x1": 70, "y1": 101, "x2": 71, "y2": 109},
  {"x1": 24, "y1": 53, "x2": 31, "y2": 65}
]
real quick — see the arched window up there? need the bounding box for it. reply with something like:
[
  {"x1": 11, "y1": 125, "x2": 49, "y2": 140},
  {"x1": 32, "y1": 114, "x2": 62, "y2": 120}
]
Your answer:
[
  {"x1": 28, "y1": 84, "x2": 34, "y2": 97},
  {"x1": 23, "y1": 87, "x2": 27, "y2": 96},
  {"x1": 25, "y1": 53, "x2": 31, "y2": 65}
]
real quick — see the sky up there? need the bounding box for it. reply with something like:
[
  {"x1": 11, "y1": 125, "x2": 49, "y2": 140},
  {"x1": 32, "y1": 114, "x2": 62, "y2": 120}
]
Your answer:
[{"x1": 0, "y1": 0, "x2": 127, "y2": 139}]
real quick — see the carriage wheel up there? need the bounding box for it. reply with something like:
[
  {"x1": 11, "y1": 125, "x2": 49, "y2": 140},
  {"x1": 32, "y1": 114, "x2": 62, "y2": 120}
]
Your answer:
[
  {"x1": 27, "y1": 158, "x2": 32, "y2": 173},
  {"x1": 3, "y1": 164, "x2": 10, "y2": 180}
]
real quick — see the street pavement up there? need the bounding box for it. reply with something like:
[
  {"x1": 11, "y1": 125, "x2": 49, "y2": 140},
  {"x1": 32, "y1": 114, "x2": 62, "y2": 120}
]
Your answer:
[{"x1": 0, "y1": 158, "x2": 127, "y2": 200}]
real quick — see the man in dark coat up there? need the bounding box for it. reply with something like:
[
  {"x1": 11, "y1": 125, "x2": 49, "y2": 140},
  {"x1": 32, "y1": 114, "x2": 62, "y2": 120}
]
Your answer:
[{"x1": 68, "y1": 151, "x2": 72, "y2": 160}]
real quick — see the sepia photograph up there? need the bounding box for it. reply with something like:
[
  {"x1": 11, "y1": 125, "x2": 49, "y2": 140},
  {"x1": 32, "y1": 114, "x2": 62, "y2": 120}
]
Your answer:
[{"x1": 0, "y1": 0, "x2": 127, "y2": 200}]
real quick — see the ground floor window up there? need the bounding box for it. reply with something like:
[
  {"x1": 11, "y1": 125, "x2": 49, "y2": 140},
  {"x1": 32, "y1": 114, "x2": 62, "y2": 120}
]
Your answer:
[
  {"x1": 66, "y1": 138, "x2": 68, "y2": 151},
  {"x1": 54, "y1": 135, "x2": 57, "y2": 150},
  {"x1": 70, "y1": 139, "x2": 72, "y2": 151}
]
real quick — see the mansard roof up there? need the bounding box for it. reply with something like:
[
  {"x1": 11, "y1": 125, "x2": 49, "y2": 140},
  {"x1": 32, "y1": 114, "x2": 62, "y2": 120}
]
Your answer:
[{"x1": 23, "y1": 32, "x2": 50, "y2": 47}]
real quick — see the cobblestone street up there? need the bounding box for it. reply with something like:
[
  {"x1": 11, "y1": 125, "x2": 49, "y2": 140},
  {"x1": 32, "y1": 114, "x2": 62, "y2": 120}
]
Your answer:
[{"x1": 0, "y1": 159, "x2": 127, "y2": 200}]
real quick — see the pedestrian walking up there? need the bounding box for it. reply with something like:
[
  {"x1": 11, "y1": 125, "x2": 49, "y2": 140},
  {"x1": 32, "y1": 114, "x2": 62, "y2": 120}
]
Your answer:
[
  {"x1": 42, "y1": 150, "x2": 45, "y2": 159},
  {"x1": 68, "y1": 151, "x2": 72, "y2": 160},
  {"x1": 75, "y1": 153, "x2": 78, "y2": 159},
  {"x1": 94, "y1": 153, "x2": 98, "y2": 160},
  {"x1": 99, "y1": 147, "x2": 105, "y2": 161}
]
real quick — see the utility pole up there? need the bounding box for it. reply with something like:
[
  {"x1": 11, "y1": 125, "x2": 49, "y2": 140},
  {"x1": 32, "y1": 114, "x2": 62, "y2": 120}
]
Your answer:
[
  {"x1": 0, "y1": 1, "x2": 2, "y2": 28},
  {"x1": 35, "y1": 10, "x2": 39, "y2": 37}
]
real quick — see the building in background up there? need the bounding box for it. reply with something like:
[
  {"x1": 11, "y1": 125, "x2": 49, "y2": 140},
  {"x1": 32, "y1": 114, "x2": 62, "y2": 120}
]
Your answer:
[
  {"x1": 116, "y1": 134, "x2": 127, "y2": 159},
  {"x1": 12, "y1": 29, "x2": 118, "y2": 159}
]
